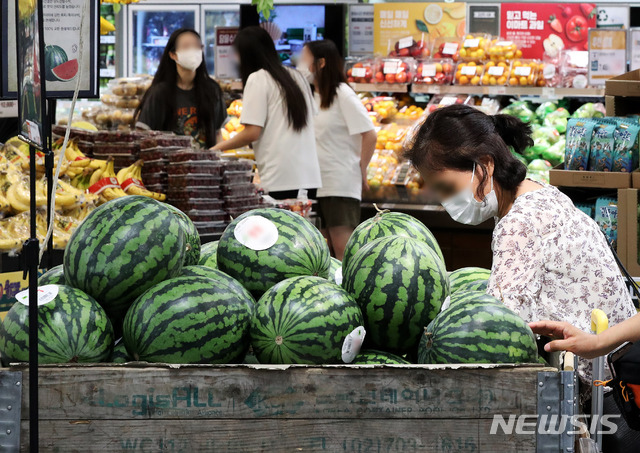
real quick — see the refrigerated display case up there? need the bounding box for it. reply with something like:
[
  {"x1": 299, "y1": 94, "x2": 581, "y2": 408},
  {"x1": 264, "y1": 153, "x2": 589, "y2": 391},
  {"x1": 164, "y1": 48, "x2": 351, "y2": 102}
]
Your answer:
[
  {"x1": 201, "y1": 6, "x2": 240, "y2": 75},
  {"x1": 127, "y1": 5, "x2": 199, "y2": 76}
]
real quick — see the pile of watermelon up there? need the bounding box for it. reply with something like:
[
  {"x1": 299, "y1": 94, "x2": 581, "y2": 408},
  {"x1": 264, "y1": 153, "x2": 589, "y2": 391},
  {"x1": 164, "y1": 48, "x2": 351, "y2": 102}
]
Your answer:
[{"x1": 0, "y1": 199, "x2": 538, "y2": 367}]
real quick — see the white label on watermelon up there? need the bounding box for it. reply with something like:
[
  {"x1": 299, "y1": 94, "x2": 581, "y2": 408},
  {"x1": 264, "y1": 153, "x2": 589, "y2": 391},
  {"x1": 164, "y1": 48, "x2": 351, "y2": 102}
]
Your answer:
[
  {"x1": 487, "y1": 66, "x2": 504, "y2": 76},
  {"x1": 351, "y1": 67, "x2": 366, "y2": 78},
  {"x1": 463, "y1": 38, "x2": 480, "y2": 48},
  {"x1": 334, "y1": 267, "x2": 343, "y2": 285},
  {"x1": 383, "y1": 61, "x2": 399, "y2": 74},
  {"x1": 234, "y1": 215, "x2": 278, "y2": 251},
  {"x1": 16, "y1": 285, "x2": 59, "y2": 306},
  {"x1": 341, "y1": 326, "x2": 366, "y2": 363},
  {"x1": 460, "y1": 66, "x2": 477, "y2": 76},
  {"x1": 422, "y1": 64, "x2": 437, "y2": 77},
  {"x1": 514, "y1": 66, "x2": 531, "y2": 76},
  {"x1": 440, "y1": 295, "x2": 451, "y2": 312},
  {"x1": 398, "y1": 36, "x2": 414, "y2": 49},
  {"x1": 442, "y1": 42, "x2": 458, "y2": 55}
]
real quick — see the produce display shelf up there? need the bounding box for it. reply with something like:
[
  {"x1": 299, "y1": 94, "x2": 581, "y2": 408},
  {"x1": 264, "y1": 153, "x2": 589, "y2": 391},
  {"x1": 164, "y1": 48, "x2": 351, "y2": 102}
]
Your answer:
[
  {"x1": 411, "y1": 85, "x2": 605, "y2": 98},
  {"x1": 3, "y1": 362, "x2": 573, "y2": 452},
  {"x1": 350, "y1": 82, "x2": 604, "y2": 98}
]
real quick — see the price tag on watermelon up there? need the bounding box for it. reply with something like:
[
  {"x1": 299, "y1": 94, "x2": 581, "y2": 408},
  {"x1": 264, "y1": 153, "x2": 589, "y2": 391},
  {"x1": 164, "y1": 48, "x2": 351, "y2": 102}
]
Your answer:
[
  {"x1": 341, "y1": 326, "x2": 366, "y2": 363},
  {"x1": 514, "y1": 66, "x2": 531, "y2": 77},
  {"x1": 16, "y1": 285, "x2": 59, "y2": 306},
  {"x1": 487, "y1": 66, "x2": 504, "y2": 76},
  {"x1": 442, "y1": 42, "x2": 458, "y2": 55},
  {"x1": 234, "y1": 215, "x2": 278, "y2": 251},
  {"x1": 422, "y1": 64, "x2": 437, "y2": 77},
  {"x1": 334, "y1": 267, "x2": 343, "y2": 286},
  {"x1": 351, "y1": 67, "x2": 366, "y2": 78},
  {"x1": 440, "y1": 296, "x2": 451, "y2": 312}
]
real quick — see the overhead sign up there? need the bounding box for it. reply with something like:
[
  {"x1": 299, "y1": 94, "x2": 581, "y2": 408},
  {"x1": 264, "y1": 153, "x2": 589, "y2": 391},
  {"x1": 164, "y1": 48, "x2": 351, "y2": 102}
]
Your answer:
[{"x1": 2, "y1": 0, "x2": 99, "y2": 99}]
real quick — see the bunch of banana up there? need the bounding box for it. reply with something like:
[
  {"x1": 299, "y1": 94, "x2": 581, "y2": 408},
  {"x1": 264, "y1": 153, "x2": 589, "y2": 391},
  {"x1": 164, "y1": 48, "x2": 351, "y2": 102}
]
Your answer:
[
  {"x1": 71, "y1": 168, "x2": 93, "y2": 190},
  {"x1": 0, "y1": 211, "x2": 29, "y2": 251},
  {"x1": 63, "y1": 201, "x2": 97, "y2": 221},
  {"x1": 35, "y1": 210, "x2": 80, "y2": 250},
  {"x1": 64, "y1": 141, "x2": 106, "y2": 179},
  {"x1": 99, "y1": 158, "x2": 129, "y2": 203},
  {"x1": 55, "y1": 178, "x2": 99, "y2": 210},
  {"x1": 116, "y1": 160, "x2": 166, "y2": 201}
]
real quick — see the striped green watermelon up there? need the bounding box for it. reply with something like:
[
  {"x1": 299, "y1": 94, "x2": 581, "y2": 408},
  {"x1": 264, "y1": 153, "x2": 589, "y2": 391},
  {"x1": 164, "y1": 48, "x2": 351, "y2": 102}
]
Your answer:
[
  {"x1": 0, "y1": 285, "x2": 114, "y2": 364},
  {"x1": 251, "y1": 276, "x2": 363, "y2": 364},
  {"x1": 243, "y1": 351, "x2": 260, "y2": 364},
  {"x1": 110, "y1": 342, "x2": 130, "y2": 363},
  {"x1": 418, "y1": 297, "x2": 538, "y2": 364},
  {"x1": 351, "y1": 349, "x2": 409, "y2": 365},
  {"x1": 447, "y1": 290, "x2": 502, "y2": 311},
  {"x1": 449, "y1": 267, "x2": 491, "y2": 294},
  {"x1": 180, "y1": 266, "x2": 255, "y2": 306},
  {"x1": 166, "y1": 204, "x2": 201, "y2": 266},
  {"x1": 327, "y1": 257, "x2": 342, "y2": 284},
  {"x1": 199, "y1": 241, "x2": 218, "y2": 267},
  {"x1": 218, "y1": 208, "x2": 330, "y2": 296},
  {"x1": 64, "y1": 196, "x2": 185, "y2": 322},
  {"x1": 39, "y1": 264, "x2": 65, "y2": 285},
  {"x1": 123, "y1": 275, "x2": 254, "y2": 364},
  {"x1": 343, "y1": 211, "x2": 444, "y2": 270},
  {"x1": 342, "y1": 236, "x2": 448, "y2": 354},
  {"x1": 455, "y1": 279, "x2": 489, "y2": 294}
]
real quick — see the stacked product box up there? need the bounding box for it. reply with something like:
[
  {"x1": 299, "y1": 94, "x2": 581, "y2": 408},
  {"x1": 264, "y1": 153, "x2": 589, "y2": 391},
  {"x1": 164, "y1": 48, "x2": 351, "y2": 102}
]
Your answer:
[{"x1": 221, "y1": 159, "x2": 261, "y2": 222}]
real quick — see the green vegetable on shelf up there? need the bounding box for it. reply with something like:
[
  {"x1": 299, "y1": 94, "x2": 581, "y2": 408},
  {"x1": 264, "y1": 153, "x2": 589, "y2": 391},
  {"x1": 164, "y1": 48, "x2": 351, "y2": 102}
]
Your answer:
[
  {"x1": 543, "y1": 108, "x2": 570, "y2": 134},
  {"x1": 532, "y1": 126, "x2": 561, "y2": 145},
  {"x1": 540, "y1": 138, "x2": 565, "y2": 167},
  {"x1": 535, "y1": 101, "x2": 558, "y2": 120},
  {"x1": 501, "y1": 101, "x2": 536, "y2": 124},
  {"x1": 572, "y1": 102, "x2": 605, "y2": 119}
]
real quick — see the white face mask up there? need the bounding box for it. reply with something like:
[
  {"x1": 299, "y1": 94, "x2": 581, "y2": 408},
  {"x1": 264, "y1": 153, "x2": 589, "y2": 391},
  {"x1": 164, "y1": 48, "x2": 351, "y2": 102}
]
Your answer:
[
  {"x1": 175, "y1": 49, "x2": 202, "y2": 71},
  {"x1": 297, "y1": 62, "x2": 315, "y2": 83},
  {"x1": 441, "y1": 163, "x2": 499, "y2": 226}
]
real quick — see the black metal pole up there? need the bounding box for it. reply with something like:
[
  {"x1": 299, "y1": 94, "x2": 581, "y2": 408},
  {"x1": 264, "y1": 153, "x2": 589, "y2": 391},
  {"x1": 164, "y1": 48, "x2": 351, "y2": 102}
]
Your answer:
[{"x1": 25, "y1": 145, "x2": 40, "y2": 453}]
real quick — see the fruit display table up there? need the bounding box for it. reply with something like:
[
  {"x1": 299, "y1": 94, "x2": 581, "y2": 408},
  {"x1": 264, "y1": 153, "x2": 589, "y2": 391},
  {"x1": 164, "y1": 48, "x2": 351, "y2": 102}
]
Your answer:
[{"x1": 1, "y1": 362, "x2": 576, "y2": 452}]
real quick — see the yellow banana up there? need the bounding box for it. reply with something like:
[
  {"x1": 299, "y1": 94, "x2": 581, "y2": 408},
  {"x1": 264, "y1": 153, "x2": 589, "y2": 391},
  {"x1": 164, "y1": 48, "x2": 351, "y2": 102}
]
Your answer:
[
  {"x1": 116, "y1": 162, "x2": 137, "y2": 185},
  {"x1": 69, "y1": 158, "x2": 92, "y2": 168},
  {"x1": 6, "y1": 184, "x2": 30, "y2": 212},
  {"x1": 89, "y1": 164, "x2": 107, "y2": 187},
  {"x1": 89, "y1": 159, "x2": 107, "y2": 170},
  {"x1": 126, "y1": 185, "x2": 167, "y2": 201},
  {"x1": 56, "y1": 178, "x2": 87, "y2": 196}
]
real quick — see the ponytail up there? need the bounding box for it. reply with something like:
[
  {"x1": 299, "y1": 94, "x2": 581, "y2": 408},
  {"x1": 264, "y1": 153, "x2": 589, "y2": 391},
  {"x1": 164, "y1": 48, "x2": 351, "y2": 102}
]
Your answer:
[{"x1": 491, "y1": 114, "x2": 533, "y2": 156}]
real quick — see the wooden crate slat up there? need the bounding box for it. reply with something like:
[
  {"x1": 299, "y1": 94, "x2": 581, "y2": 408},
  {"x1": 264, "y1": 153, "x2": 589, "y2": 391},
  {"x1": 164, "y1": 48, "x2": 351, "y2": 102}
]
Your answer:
[
  {"x1": 20, "y1": 418, "x2": 536, "y2": 453},
  {"x1": 17, "y1": 365, "x2": 551, "y2": 420}
]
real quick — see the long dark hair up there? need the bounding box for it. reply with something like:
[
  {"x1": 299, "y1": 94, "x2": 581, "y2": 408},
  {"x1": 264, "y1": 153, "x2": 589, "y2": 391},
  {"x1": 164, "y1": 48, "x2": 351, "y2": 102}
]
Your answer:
[
  {"x1": 405, "y1": 104, "x2": 532, "y2": 200},
  {"x1": 304, "y1": 40, "x2": 347, "y2": 109},
  {"x1": 135, "y1": 28, "x2": 223, "y2": 148},
  {"x1": 233, "y1": 26, "x2": 308, "y2": 132}
]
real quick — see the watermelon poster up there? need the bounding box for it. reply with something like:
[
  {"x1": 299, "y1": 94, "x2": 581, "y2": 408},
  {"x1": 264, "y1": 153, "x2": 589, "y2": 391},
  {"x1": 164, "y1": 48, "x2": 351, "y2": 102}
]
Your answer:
[
  {"x1": 500, "y1": 3, "x2": 596, "y2": 59},
  {"x1": 1, "y1": 0, "x2": 99, "y2": 99}
]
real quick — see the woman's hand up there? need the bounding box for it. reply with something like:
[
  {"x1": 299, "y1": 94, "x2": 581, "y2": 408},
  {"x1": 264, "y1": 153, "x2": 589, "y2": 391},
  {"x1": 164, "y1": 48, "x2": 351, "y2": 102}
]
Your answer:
[
  {"x1": 529, "y1": 320, "x2": 605, "y2": 359},
  {"x1": 362, "y1": 176, "x2": 370, "y2": 193}
]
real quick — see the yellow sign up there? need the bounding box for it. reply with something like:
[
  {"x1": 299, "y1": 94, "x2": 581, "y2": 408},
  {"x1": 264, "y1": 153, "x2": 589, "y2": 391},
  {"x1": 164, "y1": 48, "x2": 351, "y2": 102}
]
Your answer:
[
  {"x1": 374, "y1": 3, "x2": 467, "y2": 55},
  {"x1": 0, "y1": 271, "x2": 30, "y2": 322}
]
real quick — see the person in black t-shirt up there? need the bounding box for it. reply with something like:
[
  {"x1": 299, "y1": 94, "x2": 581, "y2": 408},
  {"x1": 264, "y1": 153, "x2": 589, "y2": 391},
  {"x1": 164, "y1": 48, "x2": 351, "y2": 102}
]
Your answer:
[{"x1": 135, "y1": 28, "x2": 226, "y2": 148}]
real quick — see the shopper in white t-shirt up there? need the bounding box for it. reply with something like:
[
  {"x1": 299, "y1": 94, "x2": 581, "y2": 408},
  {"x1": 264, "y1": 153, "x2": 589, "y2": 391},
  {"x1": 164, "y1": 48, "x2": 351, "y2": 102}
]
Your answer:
[
  {"x1": 298, "y1": 40, "x2": 376, "y2": 260},
  {"x1": 211, "y1": 27, "x2": 321, "y2": 199}
]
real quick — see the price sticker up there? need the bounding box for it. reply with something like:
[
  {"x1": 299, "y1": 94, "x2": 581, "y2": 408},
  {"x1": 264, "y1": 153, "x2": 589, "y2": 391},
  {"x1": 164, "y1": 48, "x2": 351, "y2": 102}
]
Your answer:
[{"x1": 234, "y1": 216, "x2": 279, "y2": 251}]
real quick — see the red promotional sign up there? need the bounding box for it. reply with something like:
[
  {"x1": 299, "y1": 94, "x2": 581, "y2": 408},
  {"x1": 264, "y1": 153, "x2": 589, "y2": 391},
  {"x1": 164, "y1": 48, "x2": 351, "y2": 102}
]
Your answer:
[{"x1": 500, "y1": 3, "x2": 596, "y2": 59}]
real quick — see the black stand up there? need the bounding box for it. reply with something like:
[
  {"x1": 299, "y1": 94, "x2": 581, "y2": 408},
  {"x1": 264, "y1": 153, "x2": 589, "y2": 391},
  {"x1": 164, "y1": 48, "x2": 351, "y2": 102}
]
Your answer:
[{"x1": 23, "y1": 145, "x2": 40, "y2": 452}]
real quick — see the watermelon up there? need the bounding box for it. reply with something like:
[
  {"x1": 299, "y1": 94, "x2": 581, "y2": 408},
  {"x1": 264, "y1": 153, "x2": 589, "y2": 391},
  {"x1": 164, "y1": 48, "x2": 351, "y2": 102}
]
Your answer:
[
  {"x1": 39, "y1": 264, "x2": 65, "y2": 285},
  {"x1": 449, "y1": 267, "x2": 491, "y2": 293},
  {"x1": 52, "y1": 59, "x2": 78, "y2": 82},
  {"x1": 217, "y1": 208, "x2": 330, "y2": 296},
  {"x1": 343, "y1": 212, "x2": 444, "y2": 270},
  {"x1": 327, "y1": 257, "x2": 342, "y2": 284},
  {"x1": 342, "y1": 236, "x2": 448, "y2": 354},
  {"x1": 0, "y1": 285, "x2": 114, "y2": 364},
  {"x1": 181, "y1": 266, "x2": 255, "y2": 306},
  {"x1": 64, "y1": 196, "x2": 185, "y2": 322},
  {"x1": 418, "y1": 297, "x2": 538, "y2": 364},
  {"x1": 243, "y1": 352, "x2": 260, "y2": 364},
  {"x1": 166, "y1": 204, "x2": 201, "y2": 266},
  {"x1": 110, "y1": 342, "x2": 130, "y2": 363},
  {"x1": 455, "y1": 279, "x2": 489, "y2": 294},
  {"x1": 44, "y1": 44, "x2": 68, "y2": 81},
  {"x1": 199, "y1": 241, "x2": 218, "y2": 267},
  {"x1": 351, "y1": 350, "x2": 410, "y2": 365},
  {"x1": 447, "y1": 290, "x2": 502, "y2": 311},
  {"x1": 251, "y1": 276, "x2": 363, "y2": 364},
  {"x1": 123, "y1": 275, "x2": 254, "y2": 364}
]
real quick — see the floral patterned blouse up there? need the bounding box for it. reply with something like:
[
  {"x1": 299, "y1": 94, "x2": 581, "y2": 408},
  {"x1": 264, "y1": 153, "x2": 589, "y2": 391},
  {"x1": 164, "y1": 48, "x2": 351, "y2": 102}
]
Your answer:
[{"x1": 488, "y1": 183, "x2": 637, "y2": 382}]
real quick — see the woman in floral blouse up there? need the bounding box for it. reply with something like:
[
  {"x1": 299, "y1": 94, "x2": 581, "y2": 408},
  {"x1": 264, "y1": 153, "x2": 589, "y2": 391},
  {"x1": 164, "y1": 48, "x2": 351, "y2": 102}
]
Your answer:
[{"x1": 405, "y1": 104, "x2": 636, "y2": 381}]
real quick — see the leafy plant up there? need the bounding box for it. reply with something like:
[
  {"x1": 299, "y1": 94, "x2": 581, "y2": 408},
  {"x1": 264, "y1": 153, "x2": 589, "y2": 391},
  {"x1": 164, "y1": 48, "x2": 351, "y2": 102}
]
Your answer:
[{"x1": 252, "y1": 0, "x2": 275, "y2": 21}]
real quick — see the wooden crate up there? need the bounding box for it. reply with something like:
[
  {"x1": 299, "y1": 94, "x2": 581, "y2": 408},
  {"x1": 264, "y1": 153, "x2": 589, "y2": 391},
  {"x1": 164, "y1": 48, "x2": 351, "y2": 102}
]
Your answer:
[{"x1": 7, "y1": 363, "x2": 562, "y2": 452}]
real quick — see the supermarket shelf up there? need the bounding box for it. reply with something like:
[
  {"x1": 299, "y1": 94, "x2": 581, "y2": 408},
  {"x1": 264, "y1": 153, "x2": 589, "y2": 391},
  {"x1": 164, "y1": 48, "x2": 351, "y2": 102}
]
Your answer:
[
  {"x1": 350, "y1": 83, "x2": 408, "y2": 93},
  {"x1": 351, "y1": 83, "x2": 604, "y2": 98},
  {"x1": 411, "y1": 85, "x2": 605, "y2": 98}
]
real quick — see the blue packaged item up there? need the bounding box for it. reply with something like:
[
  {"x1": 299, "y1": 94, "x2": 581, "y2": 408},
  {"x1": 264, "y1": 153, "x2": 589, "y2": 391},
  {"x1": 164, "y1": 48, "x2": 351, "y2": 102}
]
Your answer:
[
  {"x1": 594, "y1": 197, "x2": 618, "y2": 249},
  {"x1": 589, "y1": 123, "x2": 616, "y2": 171},
  {"x1": 565, "y1": 119, "x2": 596, "y2": 171}
]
